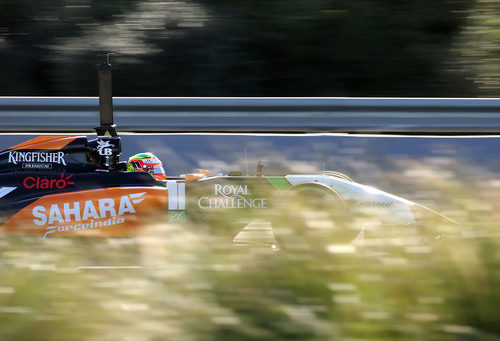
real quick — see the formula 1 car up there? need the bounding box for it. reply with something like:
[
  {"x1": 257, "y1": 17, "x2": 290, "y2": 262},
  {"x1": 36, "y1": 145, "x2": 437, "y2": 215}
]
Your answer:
[{"x1": 0, "y1": 60, "x2": 457, "y2": 245}]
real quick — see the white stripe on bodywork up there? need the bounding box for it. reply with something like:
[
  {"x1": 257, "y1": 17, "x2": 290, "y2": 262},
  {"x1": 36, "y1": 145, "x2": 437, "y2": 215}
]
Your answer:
[
  {"x1": 0, "y1": 187, "x2": 16, "y2": 199},
  {"x1": 166, "y1": 181, "x2": 185, "y2": 210},
  {"x1": 177, "y1": 182, "x2": 185, "y2": 210}
]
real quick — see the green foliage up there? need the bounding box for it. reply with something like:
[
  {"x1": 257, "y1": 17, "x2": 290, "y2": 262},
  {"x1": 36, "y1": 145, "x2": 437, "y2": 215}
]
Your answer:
[
  {"x1": 452, "y1": 1, "x2": 500, "y2": 97},
  {"x1": 0, "y1": 163, "x2": 498, "y2": 340}
]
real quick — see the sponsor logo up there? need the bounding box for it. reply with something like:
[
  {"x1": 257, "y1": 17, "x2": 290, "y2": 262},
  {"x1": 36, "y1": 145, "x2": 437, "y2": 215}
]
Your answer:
[
  {"x1": 43, "y1": 217, "x2": 126, "y2": 239},
  {"x1": 356, "y1": 201, "x2": 394, "y2": 208},
  {"x1": 22, "y1": 163, "x2": 52, "y2": 170},
  {"x1": 198, "y1": 184, "x2": 267, "y2": 209},
  {"x1": 96, "y1": 139, "x2": 113, "y2": 156},
  {"x1": 23, "y1": 173, "x2": 74, "y2": 190},
  {"x1": 8, "y1": 151, "x2": 66, "y2": 165},
  {"x1": 31, "y1": 192, "x2": 146, "y2": 238},
  {"x1": 168, "y1": 211, "x2": 186, "y2": 223}
]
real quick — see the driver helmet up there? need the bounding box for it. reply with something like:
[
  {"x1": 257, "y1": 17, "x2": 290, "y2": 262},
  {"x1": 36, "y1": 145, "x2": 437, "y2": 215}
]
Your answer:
[{"x1": 126, "y1": 152, "x2": 166, "y2": 180}]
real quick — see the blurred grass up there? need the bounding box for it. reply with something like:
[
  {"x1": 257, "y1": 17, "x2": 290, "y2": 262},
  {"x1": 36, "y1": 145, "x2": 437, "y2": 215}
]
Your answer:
[{"x1": 0, "y1": 164, "x2": 499, "y2": 341}]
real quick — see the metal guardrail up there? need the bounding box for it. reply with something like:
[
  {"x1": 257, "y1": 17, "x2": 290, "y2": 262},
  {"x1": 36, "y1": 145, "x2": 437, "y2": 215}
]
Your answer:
[{"x1": 0, "y1": 97, "x2": 499, "y2": 134}]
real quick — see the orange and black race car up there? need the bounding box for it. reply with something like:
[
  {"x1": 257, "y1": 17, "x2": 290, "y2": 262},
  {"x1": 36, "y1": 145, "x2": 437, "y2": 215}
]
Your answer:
[{"x1": 0, "y1": 60, "x2": 458, "y2": 244}]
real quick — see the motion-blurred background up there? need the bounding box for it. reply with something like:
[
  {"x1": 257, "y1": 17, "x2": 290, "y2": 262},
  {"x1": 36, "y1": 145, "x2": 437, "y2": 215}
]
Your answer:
[
  {"x1": 0, "y1": 0, "x2": 499, "y2": 97},
  {"x1": 1, "y1": 2, "x2": 499, "y2": 341}
]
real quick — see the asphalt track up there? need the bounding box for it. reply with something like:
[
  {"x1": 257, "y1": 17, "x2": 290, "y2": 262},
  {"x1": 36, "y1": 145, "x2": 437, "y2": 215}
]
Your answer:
[{"x1": 1, "y1": 133, "x2": 498, "y2": 205}]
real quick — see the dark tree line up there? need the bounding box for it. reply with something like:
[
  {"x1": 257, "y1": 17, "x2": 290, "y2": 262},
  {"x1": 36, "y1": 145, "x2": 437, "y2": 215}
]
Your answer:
[{"x1": 0, "y1": 0, "x2": 489, "y2": 97}]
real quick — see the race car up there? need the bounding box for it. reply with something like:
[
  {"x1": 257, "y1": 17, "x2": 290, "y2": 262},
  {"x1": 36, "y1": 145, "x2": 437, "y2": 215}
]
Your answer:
[{"x1": 0, "y1": 60, "x2": 457, "y2": 245}]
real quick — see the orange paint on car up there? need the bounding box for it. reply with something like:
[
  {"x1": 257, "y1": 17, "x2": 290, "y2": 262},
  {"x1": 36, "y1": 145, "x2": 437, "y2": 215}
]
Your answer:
[
  {"x1": 2, "y1": 187, "x2": 168, "y2": 237},
  {"x1": 9, "y1": 136, "x2": 80, "y2": 150}
]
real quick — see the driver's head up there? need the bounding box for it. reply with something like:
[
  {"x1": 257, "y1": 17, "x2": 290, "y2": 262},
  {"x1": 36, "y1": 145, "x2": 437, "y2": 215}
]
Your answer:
[{"x1": 126, "y1": 152, "x2": 166, "y2": 180}]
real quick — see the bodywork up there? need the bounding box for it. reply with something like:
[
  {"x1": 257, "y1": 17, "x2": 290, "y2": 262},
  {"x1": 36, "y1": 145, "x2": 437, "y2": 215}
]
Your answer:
[{"x1": 0, "y1": 135, "x2": 451, "y2": 240}]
